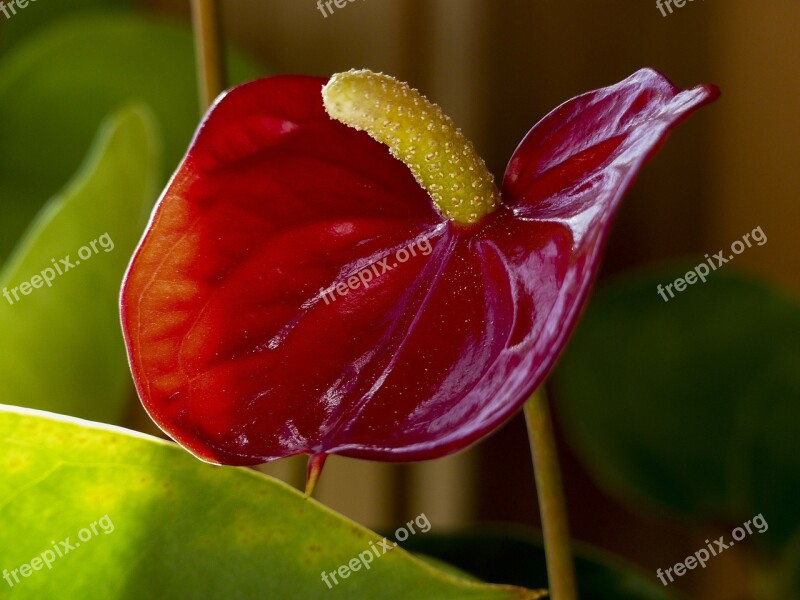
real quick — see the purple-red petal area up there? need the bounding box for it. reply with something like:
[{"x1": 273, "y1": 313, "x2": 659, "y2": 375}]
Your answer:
[{"x1": 121, "y1": 70, "x2": 718, "y2": 465}]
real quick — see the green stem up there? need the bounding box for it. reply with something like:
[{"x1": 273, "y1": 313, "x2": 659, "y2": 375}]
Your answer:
[
  {"x1": 191, "y1": 0, "x2": 227, "y2": 112},
  {"x1": 524, "y1": 389, "x2": 577, "y2": 600}
]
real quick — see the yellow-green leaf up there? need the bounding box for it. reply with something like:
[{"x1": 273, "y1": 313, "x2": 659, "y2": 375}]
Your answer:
[{"x1": 0, "y1": 405, "x2": 544, "y2": 600}]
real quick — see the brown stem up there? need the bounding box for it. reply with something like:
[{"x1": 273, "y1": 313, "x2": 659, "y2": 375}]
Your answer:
[
  {"x1": 191, "y1": 0, "x2": 227, "y2": 112},
  {"x1": 524, "y1": 389, "x2": 577, "y2": 600}
]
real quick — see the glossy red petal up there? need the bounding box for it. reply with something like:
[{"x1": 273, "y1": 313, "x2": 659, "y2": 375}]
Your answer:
[
  {"x1": 121, "y1": 70, "x2": 718, "y2": 465},
  {"x1": 440, "y1": 69, "x2": 724, "y2": 458}
]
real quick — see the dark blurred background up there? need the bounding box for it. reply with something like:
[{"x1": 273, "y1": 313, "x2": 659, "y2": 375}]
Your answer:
[{"x1": 28, "y1": 1, "x2": 800, "y2": 598}]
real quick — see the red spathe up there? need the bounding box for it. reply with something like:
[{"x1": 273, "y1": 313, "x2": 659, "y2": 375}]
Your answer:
[{"x1": 120, "y1": 69, "x2": 718, "y2": 465}]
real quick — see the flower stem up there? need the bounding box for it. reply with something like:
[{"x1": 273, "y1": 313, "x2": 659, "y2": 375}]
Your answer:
[
  {"x1": 304, "y1": 453, "x2": 327, "y2": 498},
  {"x1": 524, "y1": 389, "x2": 577, "y2": 600},
  {"x1": 190, "y1": 0, "x2": 227, "y2": 112}
]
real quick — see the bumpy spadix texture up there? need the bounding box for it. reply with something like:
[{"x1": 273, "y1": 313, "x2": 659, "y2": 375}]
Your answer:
[
  {"x1": 121, "y1": 69, "x2": 718, "y2": 466},
  {"x1": 323, "y1": 70, "x2": 499, "y2": 224}
]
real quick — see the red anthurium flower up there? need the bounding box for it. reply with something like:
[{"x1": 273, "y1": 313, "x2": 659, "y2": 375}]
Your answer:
[{"x1": 121, "y1": 69, "x2": 718, "y2": 473}]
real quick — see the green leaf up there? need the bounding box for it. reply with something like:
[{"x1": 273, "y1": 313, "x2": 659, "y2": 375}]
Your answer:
[
  {"x1": 553, "y1": 268, "x2": 800, "y2": 549},
  {"x1": 0, "y1": 0, "x2": 130, "y2": 53},
  {"x1": 0, "y1": 405, "x2": 544, "y2": 600},
  {"x1": 0, "y1": 106, "x2": 159, "y2": 424},
  {"x1": 0, "y1": 12, "x2": 262, "y2": 262},
  {"x1": 404, "y1": 530, "x2": 684, "y2": 600}
]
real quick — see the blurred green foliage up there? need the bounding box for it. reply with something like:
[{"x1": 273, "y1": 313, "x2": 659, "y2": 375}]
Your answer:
[
  {"x1": 0, "y1": 106, "x2": 159, "y2": 424},
  {"x1": 555, "y1": 268, "x2": 800, "y2": 595},
  {"x1": 0, "y1": 9, "x2": 261, "y2": 426},
  {"x1": 406, "y1": 530, "x2": 683, "y2": 600},
  {"x1": 0, "y1": 0, "x2": 130, "y2": 52},
  {"x1": 0, "y1": 13, "x2": 261, "y2": 263}
]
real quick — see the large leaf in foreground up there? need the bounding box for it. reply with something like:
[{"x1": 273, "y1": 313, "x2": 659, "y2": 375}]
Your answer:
[
  {"x1": 554, "y1": 269, "x2": 800, "y2": 549},
  {"x1": 0, "y1": 405, "x2": 542, "y2": 600},
  {"x1": 0, "y1": 107, "x2": 159, "y2": 424},
  {"x1": 0, "y1": 13, "x2": 261, "y2": 262}
]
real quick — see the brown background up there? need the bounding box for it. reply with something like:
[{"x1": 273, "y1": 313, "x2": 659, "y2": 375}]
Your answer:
[{"x1": 137, "y1": 2, "x2": 800, "y2": 598}]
